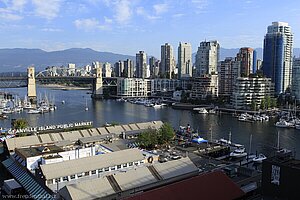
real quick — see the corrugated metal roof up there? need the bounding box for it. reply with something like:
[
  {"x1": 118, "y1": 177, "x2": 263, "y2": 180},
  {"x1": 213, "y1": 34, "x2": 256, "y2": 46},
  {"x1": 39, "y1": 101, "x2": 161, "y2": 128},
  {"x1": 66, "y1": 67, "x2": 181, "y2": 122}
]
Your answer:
[
  {"x1": 6, "y1": 135, "x2": 41, "y2": 151},
  {"x1": 2, "y1": 158, "x2": 55, "y2": 200},
  {"x1": 40, "y1": 148, "x2": 144, "y2": 180},
  {"x1": 153, "y1": 157, "x2": 198, "y2": 179},
  {"x1": 59, "y1": 177, "x2": 114, "y2": 200},
  {"x1": 114, "y1": 167, "x2": 157, "y2": 191}
]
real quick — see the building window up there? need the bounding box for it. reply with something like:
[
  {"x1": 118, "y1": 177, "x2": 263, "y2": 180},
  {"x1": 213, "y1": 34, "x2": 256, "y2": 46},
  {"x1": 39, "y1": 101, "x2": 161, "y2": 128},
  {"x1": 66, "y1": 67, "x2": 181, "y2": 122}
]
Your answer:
[
  {"x1": 117, "y1": 165, "x2": 121, "y2": 169},
  {"x1": 84, "y1": 171, "x2": 89, "y2": 176},
  {"x1": 77, "y1": 173, "x2": 83, "y2": 178},
  {"x1": 55, "y1": 178, "x2": 60, "y2": 183},
  {"x1": 70, "y1": 175, "x2": 75, "y2": 180},
  {"x1": 104, "y1": 167, "x2": 109, "y2": 172},
  {"x1": 62, "y1": 176, "x2": 68, "y2": 182},
  {"x1": 91, "y1": 170, "x2": 96, "y2": 175},
  {"x1": 98, "y1": 169, "x2": 103, "y2": 173}
]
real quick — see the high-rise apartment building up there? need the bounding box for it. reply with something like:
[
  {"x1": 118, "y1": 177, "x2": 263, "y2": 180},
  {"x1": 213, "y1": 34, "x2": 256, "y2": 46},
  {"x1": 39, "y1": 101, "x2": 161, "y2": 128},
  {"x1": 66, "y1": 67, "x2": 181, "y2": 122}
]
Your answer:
[
  {"x1": 219, "y1": 57, "x2": 241, "y2": 97},
  {"x1": 236, "y1": 47, "x2": 254, "y2": 77},
  {"x1": 161, "y1": 43, "x2": 176, "y2": 79},
  {"x1": 102, "y1": 62, "x2": 112, "y2": 78},
  {"x1": 195, "y1": 40, "x2": 220, "y2": 76},
  {"x1": 136, "y1": 51, "x2": 147, "y2": 78},
  {"x1": 178, "y1": 42, "x2": 192, "y2": 78},
  {"x1": 124, "y1": 59, "x2": 134, "y2": 78},
  {"x1": 263, "y1": 22, "x2": 293, "y2": 94},
  {"x1": 149, "y1": 56, "x2": 157, "y2": 78},
  {"x1": 114, "y1": 60, "x2": 124, "y2": 77},
  {"x1": 292, "y1": 57, "x2": 300, "y2": 101}
]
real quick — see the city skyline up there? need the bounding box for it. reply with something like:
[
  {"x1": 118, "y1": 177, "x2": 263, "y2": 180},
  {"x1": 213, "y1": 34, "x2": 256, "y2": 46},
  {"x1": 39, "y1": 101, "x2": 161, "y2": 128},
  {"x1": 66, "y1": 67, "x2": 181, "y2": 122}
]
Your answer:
[{"x1": 0, "y1": 0, "x2": 300, "y2": 58}]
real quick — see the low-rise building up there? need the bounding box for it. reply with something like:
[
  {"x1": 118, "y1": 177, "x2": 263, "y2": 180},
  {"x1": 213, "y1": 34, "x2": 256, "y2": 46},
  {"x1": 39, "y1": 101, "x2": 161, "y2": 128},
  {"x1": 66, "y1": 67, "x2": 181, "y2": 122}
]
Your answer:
[
  {"x1": 231, "y1": 77, "x2": 274, "y2": 109},
  {"x1": 190, "y1": 75, "x2": 219, "y2": 100},
  {"x1": 117, "y1": 78, "x2": 151, "y2": 97}
]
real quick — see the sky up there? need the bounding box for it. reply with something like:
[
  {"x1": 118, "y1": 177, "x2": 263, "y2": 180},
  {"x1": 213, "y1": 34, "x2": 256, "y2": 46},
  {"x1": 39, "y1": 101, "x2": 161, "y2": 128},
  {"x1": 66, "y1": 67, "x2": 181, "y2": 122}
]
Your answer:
[{"x1": 0, "y1": 0, "x2": 300, "y2": 57}]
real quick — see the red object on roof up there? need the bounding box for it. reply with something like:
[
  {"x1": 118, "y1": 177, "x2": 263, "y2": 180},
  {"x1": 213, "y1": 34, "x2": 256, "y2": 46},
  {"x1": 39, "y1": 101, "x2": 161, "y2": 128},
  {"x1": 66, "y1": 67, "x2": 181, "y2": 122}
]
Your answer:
[{"x1": 125, "y1": 171, "x2": 245, "y2": 200}]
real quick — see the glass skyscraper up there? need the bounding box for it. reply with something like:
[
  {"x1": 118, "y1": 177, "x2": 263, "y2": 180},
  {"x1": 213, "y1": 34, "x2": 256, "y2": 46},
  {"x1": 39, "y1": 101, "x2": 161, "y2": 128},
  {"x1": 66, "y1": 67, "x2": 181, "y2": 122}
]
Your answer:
[{"x1": 262, "y1": 22, "x2": 293, "y2": 94}]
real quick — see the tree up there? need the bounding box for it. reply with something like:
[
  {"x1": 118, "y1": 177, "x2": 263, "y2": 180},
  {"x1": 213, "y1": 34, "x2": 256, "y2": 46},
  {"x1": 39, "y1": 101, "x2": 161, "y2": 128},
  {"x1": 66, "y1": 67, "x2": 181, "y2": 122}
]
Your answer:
[
  {"x1": 137, "y1": 129, "x2": 158, "y2": 149},
  {"x1": 260, "y1": 99, "x2": 266, "y2": 110},
  {"x1": 12, "y1": 118, "x2": 28, "y2": 129},
  {"x1": 158, "y1": 123, "x2": 175, "y2": 145},
  {"x1": 271, "y1": 98, "x2": 277, "y2": 108},
  {"x1": 265, "y1": 96, "x2": 271, "y2": 109},
  {"x1": 251, "y1": 100, "x2": 257, "y2": 111}
]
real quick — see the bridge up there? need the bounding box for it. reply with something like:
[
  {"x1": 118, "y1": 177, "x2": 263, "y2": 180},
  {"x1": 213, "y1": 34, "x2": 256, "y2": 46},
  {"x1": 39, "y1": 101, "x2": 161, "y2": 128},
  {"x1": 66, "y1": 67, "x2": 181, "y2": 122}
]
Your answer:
[{"x1": 0, "y1": 67, "x2": 117, "y2": 100}]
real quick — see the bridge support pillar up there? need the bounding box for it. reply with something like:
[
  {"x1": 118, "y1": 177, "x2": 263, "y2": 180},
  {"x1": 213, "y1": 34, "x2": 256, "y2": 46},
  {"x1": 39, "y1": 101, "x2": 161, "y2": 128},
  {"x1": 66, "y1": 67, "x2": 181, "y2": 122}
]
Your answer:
[
  {"x1": 91, "y1": 67, "x2": 103, "y2": 99},
  {"x1": 27, "y1": 66, "x2": 37, "y2": 103}
]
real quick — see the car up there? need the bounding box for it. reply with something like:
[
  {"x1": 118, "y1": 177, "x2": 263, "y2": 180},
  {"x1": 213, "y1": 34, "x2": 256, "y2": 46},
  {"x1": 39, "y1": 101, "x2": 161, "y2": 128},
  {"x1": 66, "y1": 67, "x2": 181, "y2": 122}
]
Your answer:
[{"x1": 171, "y1": 155, "x2": 181, "y2": 160}]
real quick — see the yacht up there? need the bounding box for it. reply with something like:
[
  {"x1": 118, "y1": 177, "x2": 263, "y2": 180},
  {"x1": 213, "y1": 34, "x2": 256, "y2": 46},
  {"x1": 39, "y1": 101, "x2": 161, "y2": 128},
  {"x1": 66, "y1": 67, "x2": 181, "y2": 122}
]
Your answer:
[
  {"x1": 27, "y1": 109, "x2": 41, "y2": 114},
  {"x1": 230, "y1": 147, "x2": 247, "y2": 158},
  {"x1": 275, "y1": 119, "x2": 294, "y2": 128},
  {"x1": 152, "y1": 103, "x2": 162, "y2": 108},
  {"x1": 253, "y1": 154, "x2": 267, "y2": 163},
  {"x1": 193, "y1": 107, "x2": 208, "y2": 114}
]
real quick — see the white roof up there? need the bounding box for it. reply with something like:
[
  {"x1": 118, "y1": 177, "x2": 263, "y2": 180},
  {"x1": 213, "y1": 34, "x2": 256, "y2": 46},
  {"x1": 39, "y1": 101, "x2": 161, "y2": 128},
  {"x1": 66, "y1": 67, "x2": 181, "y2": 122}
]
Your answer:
[
  {"x1": 59, "y1": 178, "x2": 114, "y2": 200},
  {"x1": 114, "y1": 167, "x2": 157, "y2": 191},
  {"x1": 6, "y1": 135, "x2": 41, "y2": 151},
  {"x1": 40, "y1": 148, "x2": 144, "y2": 180},
  {"x1": 153, "y1": 157, "x2": 198, "y2": 179}
]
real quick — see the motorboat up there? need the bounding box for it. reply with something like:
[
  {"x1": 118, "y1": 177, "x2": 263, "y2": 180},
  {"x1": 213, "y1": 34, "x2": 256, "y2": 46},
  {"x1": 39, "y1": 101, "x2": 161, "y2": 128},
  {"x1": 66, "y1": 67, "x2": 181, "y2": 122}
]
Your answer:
[
  {"x1": 253, "y1": 154, "x2": 267, "y2": 163},
  {"x1": 230, "y1": 147, "x2": 247, "y2": 158},
  {"x1": 208, "y1": 109, "x2": 216, "y2": 114},
  {"x1": 275, "y1": 119, "x2": 294, "y2": 128},
  {"x1": 194, "y1": 108, "x2": 208, "y2": 114},
  {"x1": 27, "y1": 109, "x2": 41, "y2": 114},
  {"x1": 152, "y1": 103, "x2": 162, "y2": 108}
]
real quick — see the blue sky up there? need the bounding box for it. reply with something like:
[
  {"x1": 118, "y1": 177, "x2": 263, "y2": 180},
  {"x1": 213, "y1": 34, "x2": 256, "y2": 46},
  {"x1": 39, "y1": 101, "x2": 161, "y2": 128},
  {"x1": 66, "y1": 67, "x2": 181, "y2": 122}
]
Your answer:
[{"x1": 0, "y1": 0, "x2": 299, "y2": 57}]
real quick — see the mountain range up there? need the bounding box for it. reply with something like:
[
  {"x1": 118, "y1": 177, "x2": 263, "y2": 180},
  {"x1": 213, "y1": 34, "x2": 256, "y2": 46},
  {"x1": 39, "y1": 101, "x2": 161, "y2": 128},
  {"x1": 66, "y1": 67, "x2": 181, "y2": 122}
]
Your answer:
[{"x1": 0, "y1": 47, "x2": 300, "y2": 72}]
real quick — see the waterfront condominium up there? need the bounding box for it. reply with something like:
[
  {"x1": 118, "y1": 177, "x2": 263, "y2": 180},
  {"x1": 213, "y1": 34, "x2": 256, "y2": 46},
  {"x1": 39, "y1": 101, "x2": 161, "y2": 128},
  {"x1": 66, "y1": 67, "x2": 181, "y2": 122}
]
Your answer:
[
  {"x1": 136, "y1": 51, "x2": 147, "y2": 79},
  {"x1": 262, "y1": 22, "x2": 293, "y2": 94},
  {"x1": 236, "y1": 47, "x2": 254, "y2": 77},
  {"x1": 160, "y1": 43, "x2": 176, "y2": 79},
  {"x1": 219, "y1": 57, "x2": 241, "y2": 97},
  {"x1": 292, "y1": 57, "x2": 300, "y2": 101},
  {"x1": 124, "y1": 59, "x2": 134, "y2": 78},
  {"x1": 195, "y1": 40, "x2": 220, "y2": 76},
  {"x1": 178, "y1": 42, "x2": 192, "y2": 78},
  {"x1": 114, "y1": 60, "x2": 124, "y2": 77}
]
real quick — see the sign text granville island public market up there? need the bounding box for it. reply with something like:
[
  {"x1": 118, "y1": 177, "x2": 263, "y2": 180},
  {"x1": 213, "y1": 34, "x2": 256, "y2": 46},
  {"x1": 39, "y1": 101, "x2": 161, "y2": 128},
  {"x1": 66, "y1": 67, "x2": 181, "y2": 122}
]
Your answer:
[{"x1": 14, "y1": 121, "x2": 93, "y2": 134}]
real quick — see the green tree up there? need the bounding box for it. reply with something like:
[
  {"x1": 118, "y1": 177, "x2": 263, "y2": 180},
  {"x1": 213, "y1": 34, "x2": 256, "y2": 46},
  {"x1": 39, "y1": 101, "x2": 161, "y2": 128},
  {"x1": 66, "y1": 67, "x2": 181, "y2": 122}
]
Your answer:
[
  {"x1": 271, "y1": 98, "x2": 277, "y2": 108},
  {"x1": 260, "y1": 98, "x2": 266, "y2": 110},
  {"x1": 251, "y1": 100, "x2": 257, "y2": 111},
  {"x1": 158, "y1": 123, "x2": 175, "y2": 145},
  {"x1": 12, "y1": 118, "x2": 28, "y2": 129},
  {"x1": 265, "y1": 96, "x2": 271, "y2": 109},
  {"x1": 137, "y1": 129, "x2": 158, "y2": 149}
]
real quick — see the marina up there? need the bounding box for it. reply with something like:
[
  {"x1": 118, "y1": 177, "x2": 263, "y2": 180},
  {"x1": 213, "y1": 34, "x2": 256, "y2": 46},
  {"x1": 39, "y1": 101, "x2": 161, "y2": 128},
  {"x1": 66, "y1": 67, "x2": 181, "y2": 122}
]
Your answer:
[{"x1": 0, "y1": 86, "x2": 300, "y2": 161}]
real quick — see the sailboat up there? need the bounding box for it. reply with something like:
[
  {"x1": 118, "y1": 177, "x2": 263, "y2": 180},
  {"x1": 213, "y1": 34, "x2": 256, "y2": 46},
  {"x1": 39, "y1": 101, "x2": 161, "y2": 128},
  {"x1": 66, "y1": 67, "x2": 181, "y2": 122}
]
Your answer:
[{"x1": 85, "y1": 99, "x2": 88, "y2": 111}]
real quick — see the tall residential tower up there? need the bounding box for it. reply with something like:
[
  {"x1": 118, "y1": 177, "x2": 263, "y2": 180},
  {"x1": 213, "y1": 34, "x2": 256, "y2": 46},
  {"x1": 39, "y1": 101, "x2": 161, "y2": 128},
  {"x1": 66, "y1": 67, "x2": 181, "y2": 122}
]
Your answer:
[
  {"x1": 195, "y1": 40, "x2": 220, "y2": 76},
  {"x1": 178, "y1": 42, "x2": 192, "y2": 78},
  {"x1": 160, "y1": 43, "x2": 176, "y2": 79},
  {"x1": 262, "y1": 22, "x2": 293, "y2": 94}
]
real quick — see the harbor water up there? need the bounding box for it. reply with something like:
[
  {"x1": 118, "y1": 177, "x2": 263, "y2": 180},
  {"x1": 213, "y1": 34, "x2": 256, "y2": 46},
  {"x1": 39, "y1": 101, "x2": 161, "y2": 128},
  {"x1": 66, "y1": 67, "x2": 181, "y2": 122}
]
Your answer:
[{"x1": 1, "y1": 86, "x2": 300, "y2": 159}]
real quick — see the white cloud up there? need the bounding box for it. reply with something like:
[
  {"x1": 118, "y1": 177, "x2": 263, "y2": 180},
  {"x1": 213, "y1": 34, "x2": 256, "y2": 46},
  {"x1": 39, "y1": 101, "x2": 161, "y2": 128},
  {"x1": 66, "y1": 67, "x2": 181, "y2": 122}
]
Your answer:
[
  {"x1": 172, "y1": 13, "x2": 185, "y2": 18},
  {"x1": 41, "y1": 28, "x2": 62, "y2": 32},
  {"x1": 191, "y1": 0, "x2": 209, "y2": 13},
  {"x1": 136, "y1": 6, "x2": 160, "y2": 21},
  {"x1": 0, "y1": 10, "x2": 23, "y2": 20},
  {"x1": 153, "y1": 3, "x2": 168, "y2": 15},
  {"x1": 113, "y1": 0, "x2": 132, "y2": 24},
  {"x1": 32, "y1": 0, "x2": 62, "y2": 20},
  {"x1": 104, "y1": 16, "x2": 113, "y2": 24},
  {"x1": 11, "y1": 0, "x2": 27, "y2": 11},
  {"x1": 74, "y1": 18, "x2": 109, "y2": 31}
]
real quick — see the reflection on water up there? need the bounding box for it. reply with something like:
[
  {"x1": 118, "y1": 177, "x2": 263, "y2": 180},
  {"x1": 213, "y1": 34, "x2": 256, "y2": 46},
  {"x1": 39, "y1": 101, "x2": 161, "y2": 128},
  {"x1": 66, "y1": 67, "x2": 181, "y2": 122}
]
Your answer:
[{"x1": 1, "y1": 86, "x2": 300, "y2": 159}]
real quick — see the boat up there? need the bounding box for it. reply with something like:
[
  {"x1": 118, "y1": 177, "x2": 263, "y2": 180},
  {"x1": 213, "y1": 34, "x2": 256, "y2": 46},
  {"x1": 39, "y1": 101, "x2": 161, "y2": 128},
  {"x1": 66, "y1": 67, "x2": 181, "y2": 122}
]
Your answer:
[
  {"x1": 152, "y1": 103, "x2": 162, "y2": 108},
  {"x1": 61, "y1": 100, "x2": 65, "y2": 104},
  {"x1": 208, "y1": 109, "x2": 216, "y2": 114},
  {"x1": 27, "y1": 109, "x2": 41, "y2": 114},
  {"x1": 2, "y1": 108, "x2": 13, "y2": 114},
  {"x1": 230, "y1": 147, "x2": 248, "y2": 158},
  {"x1": 193, "y1": 108, "x2": 208, "y2": 114},
  {"x1": 85, "y1": 99, "x2": 88, "y2": 111},
  {"x1": 275, "y1": 119, "x2": 294, "y2": 128},
  {"x1": 253, "y1": 154, "x2": 267, "y2": 163}
]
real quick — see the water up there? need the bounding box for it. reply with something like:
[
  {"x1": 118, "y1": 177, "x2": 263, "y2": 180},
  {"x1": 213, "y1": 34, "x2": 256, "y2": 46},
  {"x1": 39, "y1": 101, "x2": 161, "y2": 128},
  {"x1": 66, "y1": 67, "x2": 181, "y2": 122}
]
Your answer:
[{"x1": 1, "y1": 86, "x2": 300, "y2": 159}]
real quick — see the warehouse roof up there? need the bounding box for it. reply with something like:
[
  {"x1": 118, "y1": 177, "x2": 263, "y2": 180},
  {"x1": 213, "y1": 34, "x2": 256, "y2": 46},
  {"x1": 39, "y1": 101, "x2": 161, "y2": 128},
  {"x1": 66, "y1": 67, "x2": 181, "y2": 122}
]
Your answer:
[{"x1": 40, "y1": 148, "x2": 144, "y2": 180}]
